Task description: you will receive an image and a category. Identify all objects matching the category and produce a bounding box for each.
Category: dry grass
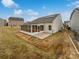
[16,30,64,51]
[0,26,78,59]
[0,26,43,59]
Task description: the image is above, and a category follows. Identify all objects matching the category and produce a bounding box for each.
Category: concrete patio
[20,30,51,39]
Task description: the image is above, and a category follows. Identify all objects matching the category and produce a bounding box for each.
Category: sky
[0,0,79,22]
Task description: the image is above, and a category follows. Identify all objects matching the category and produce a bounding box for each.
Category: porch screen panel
[26,25,31,32]
[21,25,31,32]
[32,25,37,32]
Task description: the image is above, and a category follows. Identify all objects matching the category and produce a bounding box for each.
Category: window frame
[48,25,52,30]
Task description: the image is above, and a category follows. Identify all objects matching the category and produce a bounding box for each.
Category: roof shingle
[24,14,60,25]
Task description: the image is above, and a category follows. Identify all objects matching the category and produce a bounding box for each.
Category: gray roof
[8,17,24,21]
[24,14,60,25]
[70,7,79,20]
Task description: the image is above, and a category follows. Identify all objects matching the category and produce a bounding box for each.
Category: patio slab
[20,30,51,39]
[33,32,51,39]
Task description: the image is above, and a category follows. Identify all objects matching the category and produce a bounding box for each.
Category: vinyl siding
[52,15,63,33]
[70,10,79,31]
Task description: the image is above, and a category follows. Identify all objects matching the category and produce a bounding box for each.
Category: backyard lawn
[0,26,78,59]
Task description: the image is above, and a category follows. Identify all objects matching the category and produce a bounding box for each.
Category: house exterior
[8,17,24,26]
[64,21,70,27]
[21,14,63,35]
[70,8,79,31]
[0,18,7,26]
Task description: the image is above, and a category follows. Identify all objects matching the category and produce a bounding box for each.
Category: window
[48,25,52,30]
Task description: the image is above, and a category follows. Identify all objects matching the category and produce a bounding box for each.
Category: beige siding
[52,15,63,33]
[70,11,79,31]
[44,23,53,33]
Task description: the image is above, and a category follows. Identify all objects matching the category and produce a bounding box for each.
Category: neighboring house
[64,21,70,27]
[0,18,7,26]
[21,14,63,35]
[70,8,79,31]
[8,17,24,26]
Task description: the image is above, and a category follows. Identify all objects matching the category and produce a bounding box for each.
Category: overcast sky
[0,0,79,22]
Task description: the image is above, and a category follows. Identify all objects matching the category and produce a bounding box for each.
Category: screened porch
[21,25,44,33]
